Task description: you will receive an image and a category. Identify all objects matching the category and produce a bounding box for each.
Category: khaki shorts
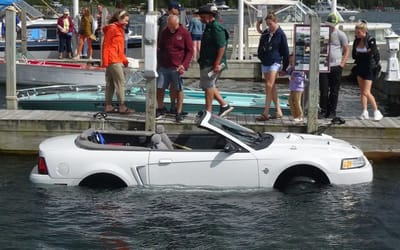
[199,66,221,90]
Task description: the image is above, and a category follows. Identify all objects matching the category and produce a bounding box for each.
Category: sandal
[270,113,283,119]
[119,107,135,114]
[255,113,270,121]
[105,108,118,113]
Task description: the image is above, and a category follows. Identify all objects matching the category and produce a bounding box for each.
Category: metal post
[307,14,320,134]
[238,0,244,60]
[143,12,158,132]
[20,10,27,58]
[5,7,17,110]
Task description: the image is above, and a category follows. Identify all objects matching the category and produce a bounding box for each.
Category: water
[1,153,400,249]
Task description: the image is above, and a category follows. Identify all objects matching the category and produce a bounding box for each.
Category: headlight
[341,157,366,169]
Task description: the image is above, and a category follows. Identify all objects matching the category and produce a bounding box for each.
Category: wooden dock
[0,109,399,157]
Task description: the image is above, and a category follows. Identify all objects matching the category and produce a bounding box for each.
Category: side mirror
[224,142,238,153]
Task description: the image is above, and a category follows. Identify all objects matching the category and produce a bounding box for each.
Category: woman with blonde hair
[352,21,383,121]
[255,12,289,121]
[75,7,95,60]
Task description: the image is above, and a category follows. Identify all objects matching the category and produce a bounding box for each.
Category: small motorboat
[17,78,290,115]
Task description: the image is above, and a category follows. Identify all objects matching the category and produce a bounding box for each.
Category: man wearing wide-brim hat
[318,12,349,119]
[195,4,234,117]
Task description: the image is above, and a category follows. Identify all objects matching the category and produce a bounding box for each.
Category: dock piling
[5,7,17,110]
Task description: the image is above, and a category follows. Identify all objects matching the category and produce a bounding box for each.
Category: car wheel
[274,165,330,192]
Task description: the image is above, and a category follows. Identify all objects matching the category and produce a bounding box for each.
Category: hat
[326,12,339,25]
[195,4,218,15]
[63,8,70,14]
[168,2,181,11]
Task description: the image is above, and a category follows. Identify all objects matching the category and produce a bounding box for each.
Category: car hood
[266,132,361,153]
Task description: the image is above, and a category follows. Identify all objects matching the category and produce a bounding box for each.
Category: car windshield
[208,115,261,147]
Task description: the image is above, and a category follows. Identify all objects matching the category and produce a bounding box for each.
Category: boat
[0,55,139,86]
[312,0,359,20]
[0,57,106,86]
[0,18,142,59]
[214,0,230,10]
[16,82,290,115]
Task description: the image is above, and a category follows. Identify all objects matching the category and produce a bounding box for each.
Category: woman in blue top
[188,12,205,62]
[256,12,289,121]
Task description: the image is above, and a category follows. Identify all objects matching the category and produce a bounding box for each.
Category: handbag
[89,34,97,41]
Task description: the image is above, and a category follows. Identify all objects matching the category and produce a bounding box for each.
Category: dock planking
[0,109,399,155]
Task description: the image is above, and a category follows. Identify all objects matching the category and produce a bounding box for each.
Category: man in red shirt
[157,14,193,122]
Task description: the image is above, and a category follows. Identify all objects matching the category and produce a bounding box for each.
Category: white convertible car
[30,111,373,190]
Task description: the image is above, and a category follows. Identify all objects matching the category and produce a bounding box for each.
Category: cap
[168,2,181,11]
[326,12,339,25]
[63,8,70,14]
[195,4,218,16]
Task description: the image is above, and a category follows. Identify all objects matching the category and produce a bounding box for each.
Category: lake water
[1,154,400,249]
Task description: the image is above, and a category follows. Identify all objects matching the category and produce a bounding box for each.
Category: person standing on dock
[319,12,350,119]
[75,7,95,60]
[352,21,383,121]
[102,10,134,114]
[255,12,289,121]
[156,14,193,123]
[196,4,233,117]
[287,54,305,123]
[57,8,74,59]
[188,12,205,62]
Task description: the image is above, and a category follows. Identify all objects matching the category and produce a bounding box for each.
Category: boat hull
[17,87,290,115]
[0,60,106,86]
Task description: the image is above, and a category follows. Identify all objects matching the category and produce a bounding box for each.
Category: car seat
[156,125,174,149]
[151,134,168,149]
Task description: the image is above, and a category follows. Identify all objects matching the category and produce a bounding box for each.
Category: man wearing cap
[57,8,74,59]
[319,12,349,119]
[158,2,180,40]
[196,4,234,117]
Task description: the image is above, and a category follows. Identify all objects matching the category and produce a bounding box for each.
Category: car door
[147,147,259,187]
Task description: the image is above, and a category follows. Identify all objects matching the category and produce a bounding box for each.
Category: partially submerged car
[30,111,373,190]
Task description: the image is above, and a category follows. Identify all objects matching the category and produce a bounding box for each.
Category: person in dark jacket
[352,21,383,121]
[256,12,289,121]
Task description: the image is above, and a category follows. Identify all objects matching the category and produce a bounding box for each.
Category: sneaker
[325,111,336,119]
[156,108,166,120]
[373,110,383,121]
[358,110,369,120]
[218,105,234,117]
[175,113,183,123]
[318,111,326,119]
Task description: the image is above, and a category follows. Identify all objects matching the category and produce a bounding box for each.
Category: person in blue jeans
[57,8,74,59]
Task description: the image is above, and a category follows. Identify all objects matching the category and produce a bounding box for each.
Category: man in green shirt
[196,5,233,117]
